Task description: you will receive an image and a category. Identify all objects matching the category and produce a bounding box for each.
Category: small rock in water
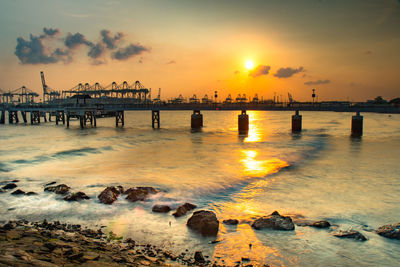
[125,187,158,202]
[223,219,239,225]
[173,202,197,217]
[251,211,295,231]
[11,180,19,183]
[11,189,25,195]
[2,183,17,190]
[152,204,171,213]
[333,230,367,241]
[63,192,90,201]
[25,192,38,196]
[311,221,331,228]
[194,251,205,263]
[187,210,219,236]
[45,181,57,186]
[376,223,400,239]
[44,184,70,195]
[98,186,121,204]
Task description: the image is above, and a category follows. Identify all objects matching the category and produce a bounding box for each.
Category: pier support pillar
[48,112,52,122]
[30,111,40,124]
[351,111,363,137]
[55,111,65,125]
[152,110,160,128]
[21,111,27,123]
[115,111,124,127]
[292,110,302,132]
[66,112,70,128]
[238,110,249,134]
[41,112,47,123]
[191,110,203,129]
[0,110,5,124]
[9,111,19,124]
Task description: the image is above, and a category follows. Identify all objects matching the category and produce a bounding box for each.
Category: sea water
[1,110,399,266]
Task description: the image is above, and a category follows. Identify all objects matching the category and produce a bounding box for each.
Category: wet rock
[376,223,400,239]
[223,219,239,225]
[45,181,57,186]
[125,189,148,202]
[44,184,70,195]
[187,210,219,236]
[333,230,367,241]
[63,192,90,201]
[136,186,158,194]
[11,189,25,195]
[251,211,295,231]
[2,183,17,190]
[26,192,38,196]
[11,179,19,183]
[116,185,124,194]
[311,221,331,228]
[173,203,197,217]
[152,204,171,213]
[98,186,121,204]
[194,251,205,263]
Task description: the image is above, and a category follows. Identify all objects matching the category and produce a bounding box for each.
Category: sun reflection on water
[241,150,289,177]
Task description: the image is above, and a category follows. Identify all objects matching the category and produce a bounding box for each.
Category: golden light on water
[240,150,289,177]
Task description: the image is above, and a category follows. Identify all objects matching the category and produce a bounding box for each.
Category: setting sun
[245,60,255,70]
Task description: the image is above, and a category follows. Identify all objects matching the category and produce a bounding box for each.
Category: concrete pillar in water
[115,111,124,127]
[351,111,363,137]
[191,110,203,129]
[238,110,249,134]
[152,110,160,128]
[21,111,27,123]
[292,110,302,132]
[0,110,5,124]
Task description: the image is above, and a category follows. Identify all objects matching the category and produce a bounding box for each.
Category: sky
[0,0,399,102]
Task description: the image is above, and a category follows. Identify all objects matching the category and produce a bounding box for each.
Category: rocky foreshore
[0,220,215,266]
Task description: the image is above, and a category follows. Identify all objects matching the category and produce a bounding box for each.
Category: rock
[152,204,171,213]
[311,221,331,228]
[64,192,90,201]
[223,219,239,225]
[136,187,158,194]
[98,186,121,204]
[376,223,400,239]
[194,251,205,263]
[125,189,149,202]
[45,181,57,186]
[44,184,70,195]
[11,179,19,183]
[173,203,197,217]
[333,230,367,241]
[11,189,25,195]
[26,192,38,196]
[116,185,124,194]
[251,211,295,231]
[2,183,17,190]
[187,210,219,236]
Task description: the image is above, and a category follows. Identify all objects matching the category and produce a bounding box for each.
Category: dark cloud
[88,43,106,59]
[273,66,304,78]
[249,65,271,77]
[112,44,149,60]
[42,27,60,37]
[166,60,176,64]
[64,32,92,49]
[15,35,61,64]
[304,79,330,85]
[101,29,124,49]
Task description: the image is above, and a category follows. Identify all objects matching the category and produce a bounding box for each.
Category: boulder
[44,184,70,195]
[251,211,295,231]
[333,230,367,241]
[26,192,38,196]
[11,189,25,195]
[2,183,17,190]
[64,192,90,201]
[187,210,219,236]
[376,223,400,239]
[173,203,197,217]
[45,181,57,186]
[194,251,205,263]
[311,221,331,228]
[223,219,239,225]
[125,187,158,202]
[152,204,171,213]
[98,187,121,204]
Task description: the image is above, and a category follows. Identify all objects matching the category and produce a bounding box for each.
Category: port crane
[41,71,60,103]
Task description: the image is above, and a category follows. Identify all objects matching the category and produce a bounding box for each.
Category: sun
[245,60,255,70]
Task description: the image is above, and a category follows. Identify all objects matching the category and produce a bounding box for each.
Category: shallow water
[1,110,400,266]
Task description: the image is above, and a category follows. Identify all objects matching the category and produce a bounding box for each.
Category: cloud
[304,79,330,85]
[249,65,271,77]
[112,44,149,60]
[15,28,150,65]
[64,32,92,49]
[273,66,304,78]
[101,29,124,49]
[166,60,176,64]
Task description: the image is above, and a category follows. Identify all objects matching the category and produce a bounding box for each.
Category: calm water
[1,111,400,266]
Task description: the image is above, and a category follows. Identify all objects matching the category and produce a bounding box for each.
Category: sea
[1,110,399,266]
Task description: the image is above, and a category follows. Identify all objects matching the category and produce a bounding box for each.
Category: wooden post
[292,110,302,132]
[191,110,203,129]
[351,111,363,137]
